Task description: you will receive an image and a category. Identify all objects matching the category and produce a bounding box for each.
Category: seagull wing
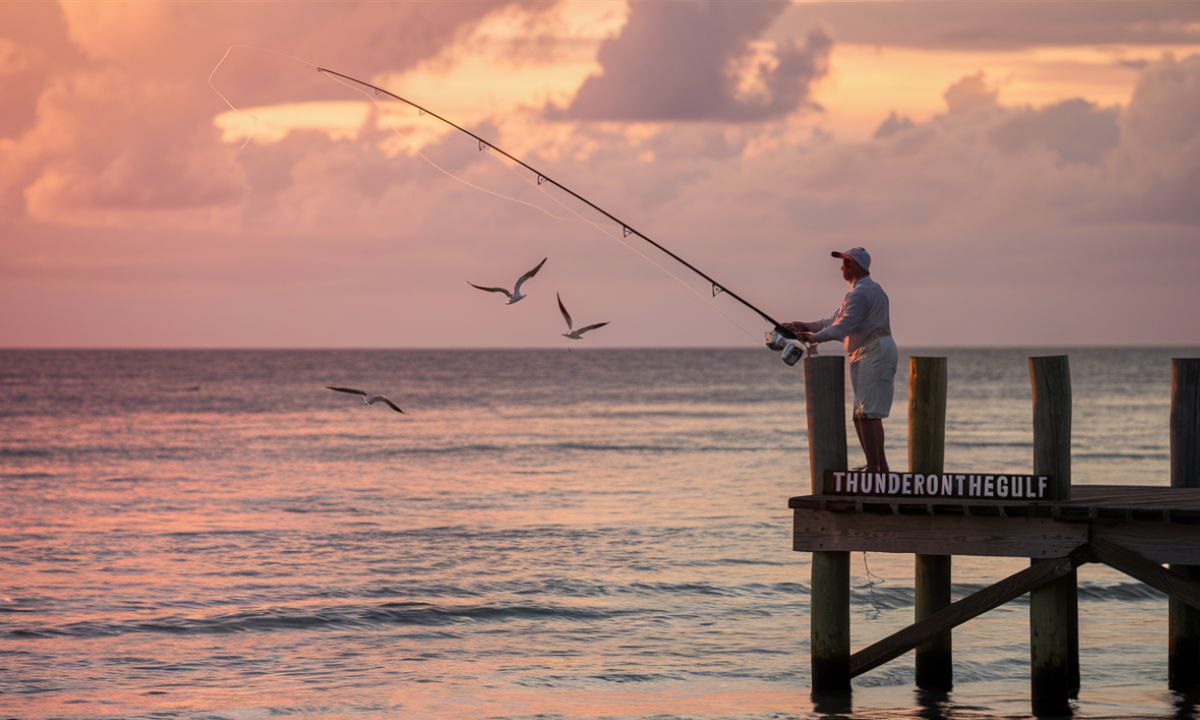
[557,292,573,331]
[376,396,405,414]
[468,281,513,300]
[327,386,367,396]
[575,321,610,336]
[512,257,547,295]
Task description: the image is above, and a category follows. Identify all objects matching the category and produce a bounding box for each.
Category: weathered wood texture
[793,509,1088,557]
[1028,355,1077,712]
[1091,538,1200,613]
[811,551,850,693]
[792,508,1200,564]
[908,357,952,691]
[1030,356,1072,499]
[1171,358,1200,691]
[909,357,947,474]
[1173,358,1200,490]
[806,356,847,495]
[805,356,850,694]
[850,546,1089,679]
[789,484,1200,519]
[1170,566,1200,692]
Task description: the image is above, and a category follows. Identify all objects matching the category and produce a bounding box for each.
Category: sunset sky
[2,1,1198,348]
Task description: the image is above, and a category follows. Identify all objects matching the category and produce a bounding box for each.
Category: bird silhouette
[326,386,405,413]
[557,292,609,340]
[468,257,547,305]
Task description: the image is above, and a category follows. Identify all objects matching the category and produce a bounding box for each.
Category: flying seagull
[468,257,547,305]
[326,386,405,413]
[557,292,609,340]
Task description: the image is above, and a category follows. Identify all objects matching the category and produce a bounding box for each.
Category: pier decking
[791,485,1200,563]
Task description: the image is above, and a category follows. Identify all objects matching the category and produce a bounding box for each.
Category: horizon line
[2,344,1198,352]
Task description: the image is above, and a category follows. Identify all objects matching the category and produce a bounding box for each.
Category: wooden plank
[1091,538,1200,613]
[1070,486,1200,507]
[1092,520,1200,565]
[791,485,1200,515]
[849,545,1090,678]
[789,495,1059,514]
[792,509,1088,558]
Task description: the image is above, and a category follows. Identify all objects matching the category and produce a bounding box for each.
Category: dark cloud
[1113,53,1200,223]
[990,99,1119,165]
[552,1,831,122]
[872,112,915,140]
[943,72,999,115]
[1124,53,1200,149]
[783,54,1200,233]
[208,3,526,107]
[773,1,1200,50]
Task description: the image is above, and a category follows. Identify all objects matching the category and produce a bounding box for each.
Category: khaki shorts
[849,335,898,419]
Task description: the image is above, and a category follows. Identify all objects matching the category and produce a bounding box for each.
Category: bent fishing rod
[316,66,799,344]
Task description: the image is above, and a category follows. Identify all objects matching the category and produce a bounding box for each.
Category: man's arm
[783,314,834,335]
[808,291,866,343]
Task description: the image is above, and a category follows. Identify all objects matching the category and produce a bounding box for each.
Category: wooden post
[1170,358,1200,691]
[805,355,850,695]
[1028,355,1077,715]
[909,357,951,691]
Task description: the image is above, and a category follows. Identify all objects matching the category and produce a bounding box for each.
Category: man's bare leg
[859,417,888,473]
[852,415,867,468]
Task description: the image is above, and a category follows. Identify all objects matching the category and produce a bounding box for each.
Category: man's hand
[781,321,809,334]
[799,331,816,343]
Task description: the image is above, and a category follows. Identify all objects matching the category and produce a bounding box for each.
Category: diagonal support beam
[1091,537,1200,613]
[849,544,1092,678]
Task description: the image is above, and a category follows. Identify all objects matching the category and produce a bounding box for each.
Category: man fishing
[784,247,897,473]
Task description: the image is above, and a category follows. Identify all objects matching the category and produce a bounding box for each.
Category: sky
[2,0,1199,349]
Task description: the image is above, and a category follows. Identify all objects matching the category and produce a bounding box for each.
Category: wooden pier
[791,355,1200,716]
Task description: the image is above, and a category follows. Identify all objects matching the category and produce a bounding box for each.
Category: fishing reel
[765,328,808,366]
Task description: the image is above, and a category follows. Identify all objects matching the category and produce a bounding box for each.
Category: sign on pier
[821,470,1061,501]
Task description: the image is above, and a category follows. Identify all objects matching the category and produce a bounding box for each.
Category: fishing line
[315,65,796,340]
[858,551,887,620]
[485,139,765,343]
[213,49,694,330]
[211,46,595,225]
[318,69,764,343]
[208,45,321,150]
[210,48,793,346]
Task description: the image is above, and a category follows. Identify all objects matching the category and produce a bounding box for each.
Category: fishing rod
[315,66,804,360]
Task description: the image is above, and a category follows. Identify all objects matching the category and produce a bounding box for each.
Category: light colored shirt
[807,275,892,363]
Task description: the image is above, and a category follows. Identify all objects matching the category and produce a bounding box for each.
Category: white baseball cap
[831,247,871,272]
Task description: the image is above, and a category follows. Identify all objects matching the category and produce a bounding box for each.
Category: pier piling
[910,357,952,692]
[805,355,850,694]
[1170,358,1200,692]
[1028,355,1077,715]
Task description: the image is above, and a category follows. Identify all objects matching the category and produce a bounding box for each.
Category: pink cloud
[990,99,1119,165]
[775,1,1200,50]
[1,2,533,223]
[943,71,999,115]
[553,1,831,122]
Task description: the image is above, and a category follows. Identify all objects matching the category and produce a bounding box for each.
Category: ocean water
[1,347,1197,720]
